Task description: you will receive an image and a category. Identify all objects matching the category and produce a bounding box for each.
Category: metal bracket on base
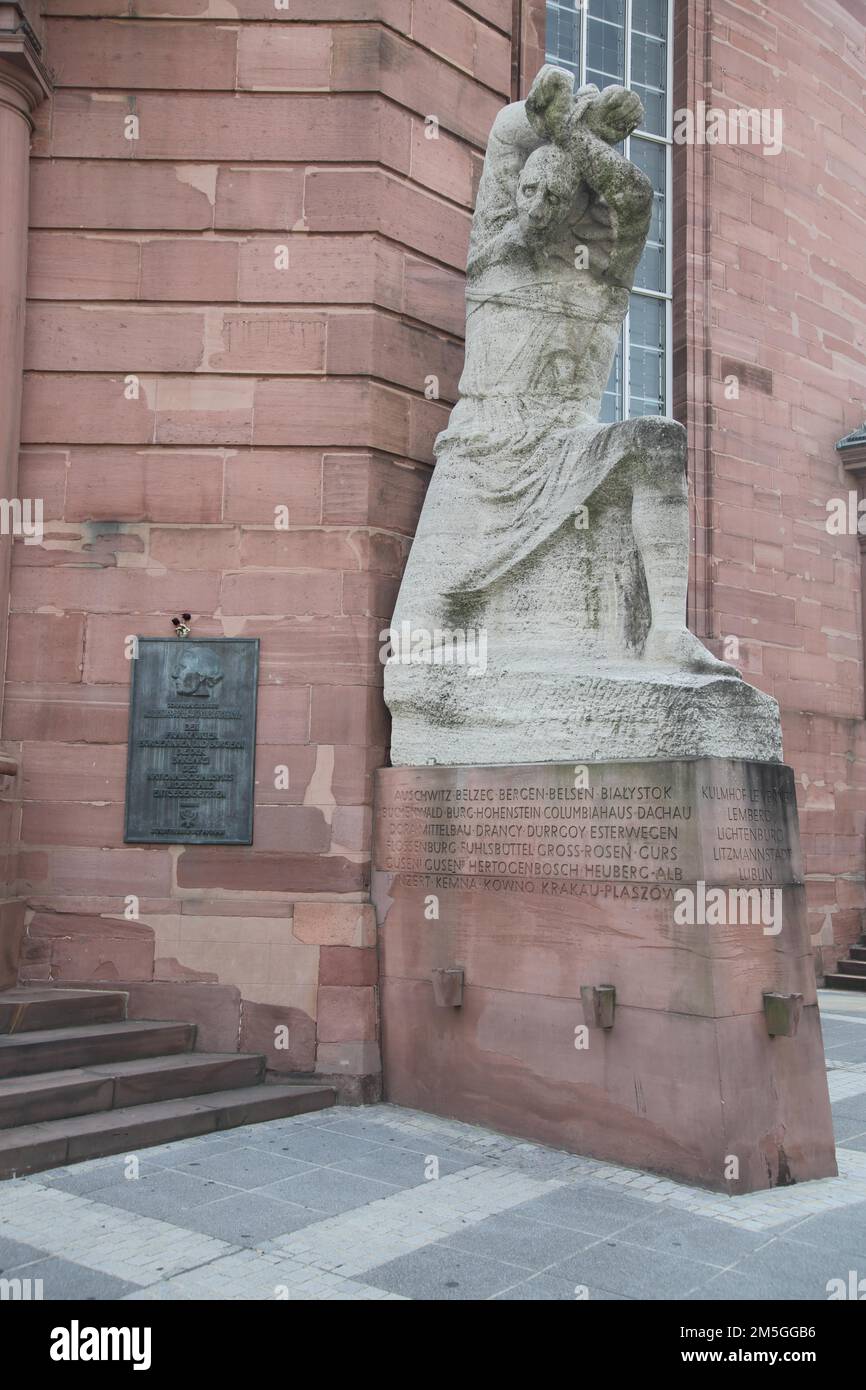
[581,984,616,1029]
[763,991,803,1037]
[431,967,464,1007]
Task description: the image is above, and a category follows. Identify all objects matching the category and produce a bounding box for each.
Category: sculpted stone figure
[385,66,782,765]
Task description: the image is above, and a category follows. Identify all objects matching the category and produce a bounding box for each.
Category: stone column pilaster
[0,5,49,977]
[0,8,49,711]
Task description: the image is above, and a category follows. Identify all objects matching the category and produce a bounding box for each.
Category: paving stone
[825,1042,866,1064]
[1,1073,863,1301]
[144,1134,249,1162]
[492,1272,631,1300]
[327,1143,472,1187]
[703,1239,858,1301]
[4,1255,138,1301]
[440,1211,596,1270]
[551,1240,718,1300]
[311,1116,444,1152]
[172,1192,322,1247]
[0,1235,47,1272]
[690,1269,801,1301]
[483,1147,593,1181]
[168,1146,315,1190]
[362,1242,526,1300]
[263,1166,400,1215]
[44,1153,168,1194]
[0,1181,234,1285]
[821,1021,859,1036]
[77,1169,235,1219]
[611,1207,768,1267]
[508,1183,657,1236]
[243,1126,394,1167]
[831,1094,866,1121]
[776,1200,866,1255]
[833,1114,866,1143]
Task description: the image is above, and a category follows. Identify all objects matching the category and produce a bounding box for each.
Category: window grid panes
[545,0,672,420]
[545,1,581,77]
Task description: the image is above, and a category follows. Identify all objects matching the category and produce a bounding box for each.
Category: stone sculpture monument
[386,66,780,766]
[373,68,836,1194]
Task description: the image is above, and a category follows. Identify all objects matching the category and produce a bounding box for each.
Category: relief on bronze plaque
[124,638,259,845]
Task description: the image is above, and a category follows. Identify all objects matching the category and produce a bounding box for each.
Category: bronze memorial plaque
[124,637,259,845]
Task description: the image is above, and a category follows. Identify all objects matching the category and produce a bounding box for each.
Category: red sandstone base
[0,900,24,991]
[372,759,837,1194]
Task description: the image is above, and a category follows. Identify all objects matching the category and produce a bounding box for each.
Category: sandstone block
[317,985,377,1042]
[292,902,376,948]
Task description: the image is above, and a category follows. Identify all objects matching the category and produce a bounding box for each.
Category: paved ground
[1,991,865,1301]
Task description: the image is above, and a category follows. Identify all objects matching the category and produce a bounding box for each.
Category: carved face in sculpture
[516,146,575,237]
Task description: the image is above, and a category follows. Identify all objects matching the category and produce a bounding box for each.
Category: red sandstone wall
[0,1,50,982]
[8,0,863,1052]
[10,0,512,1092]
[695,0,866,970]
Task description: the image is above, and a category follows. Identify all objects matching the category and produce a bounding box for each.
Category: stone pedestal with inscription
[372,757,836,1194]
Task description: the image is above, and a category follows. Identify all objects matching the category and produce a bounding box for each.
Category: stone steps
[0,1020,197,1079]
[0,1085,335,1179]
[824,935,866,991]
[0,988,335,1179]
[0,1052,266,1128]
[823,971,866,992]
[0,988,128,1034]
